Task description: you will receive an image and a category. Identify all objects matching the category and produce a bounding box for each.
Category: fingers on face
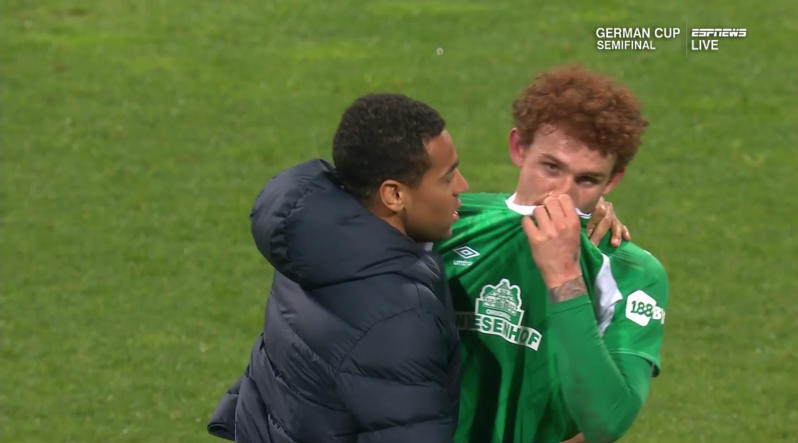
[539,195,581,236]
[557,194,577,219]
[593,199,608,216]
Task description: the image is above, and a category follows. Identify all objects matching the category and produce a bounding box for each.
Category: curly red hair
[512,65,649,173]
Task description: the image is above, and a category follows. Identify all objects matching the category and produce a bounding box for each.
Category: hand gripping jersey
[433,193,669,443]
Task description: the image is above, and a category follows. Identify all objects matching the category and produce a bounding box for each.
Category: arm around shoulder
[335,307,458,443]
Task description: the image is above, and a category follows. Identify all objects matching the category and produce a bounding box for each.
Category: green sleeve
[601,255,670,377]
[550,296,654,443]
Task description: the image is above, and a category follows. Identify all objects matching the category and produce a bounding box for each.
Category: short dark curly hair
[512,65,649,174]
[332,93,446,202]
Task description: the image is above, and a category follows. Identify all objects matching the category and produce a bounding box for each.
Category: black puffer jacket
[207,159,461,443]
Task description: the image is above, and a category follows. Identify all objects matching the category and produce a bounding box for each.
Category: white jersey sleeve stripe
[594,253,623,336]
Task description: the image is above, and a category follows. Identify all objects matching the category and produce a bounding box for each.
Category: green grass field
[2,0,797,441]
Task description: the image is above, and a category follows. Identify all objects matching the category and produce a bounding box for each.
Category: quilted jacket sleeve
[207,375,242,441]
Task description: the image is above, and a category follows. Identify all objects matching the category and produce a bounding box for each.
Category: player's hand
[521,194,583,289]
[586,196,631,247]
[560,433,585,443]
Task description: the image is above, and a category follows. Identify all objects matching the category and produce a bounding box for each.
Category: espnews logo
[691,28,747,38]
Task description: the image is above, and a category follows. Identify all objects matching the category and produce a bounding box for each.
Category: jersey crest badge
[476,278,524,325]
[453,278,543,351]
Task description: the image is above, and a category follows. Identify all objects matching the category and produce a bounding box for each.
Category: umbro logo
[453,246,480,260]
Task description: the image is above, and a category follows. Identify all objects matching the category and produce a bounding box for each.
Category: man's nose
[455,170,469,194]
[552,176,576,197]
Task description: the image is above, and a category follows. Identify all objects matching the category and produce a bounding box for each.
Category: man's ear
[377,179,408,213]
[509,128,527,168]
[603,168,626,195]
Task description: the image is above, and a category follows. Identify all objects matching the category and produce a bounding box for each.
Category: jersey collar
[505,193,592,219]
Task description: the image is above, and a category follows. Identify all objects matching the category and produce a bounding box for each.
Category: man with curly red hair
[432,65,669,443]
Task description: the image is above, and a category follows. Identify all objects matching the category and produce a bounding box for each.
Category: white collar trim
[505,193,591,219]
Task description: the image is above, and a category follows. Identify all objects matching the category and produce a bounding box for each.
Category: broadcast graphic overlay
[596,25,747,56]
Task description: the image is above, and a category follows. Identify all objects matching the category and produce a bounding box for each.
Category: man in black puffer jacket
[208,93,469,443]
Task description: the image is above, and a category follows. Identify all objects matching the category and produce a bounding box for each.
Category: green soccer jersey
[433,192,669,443]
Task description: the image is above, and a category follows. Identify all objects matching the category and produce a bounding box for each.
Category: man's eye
[544,163,558,171]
